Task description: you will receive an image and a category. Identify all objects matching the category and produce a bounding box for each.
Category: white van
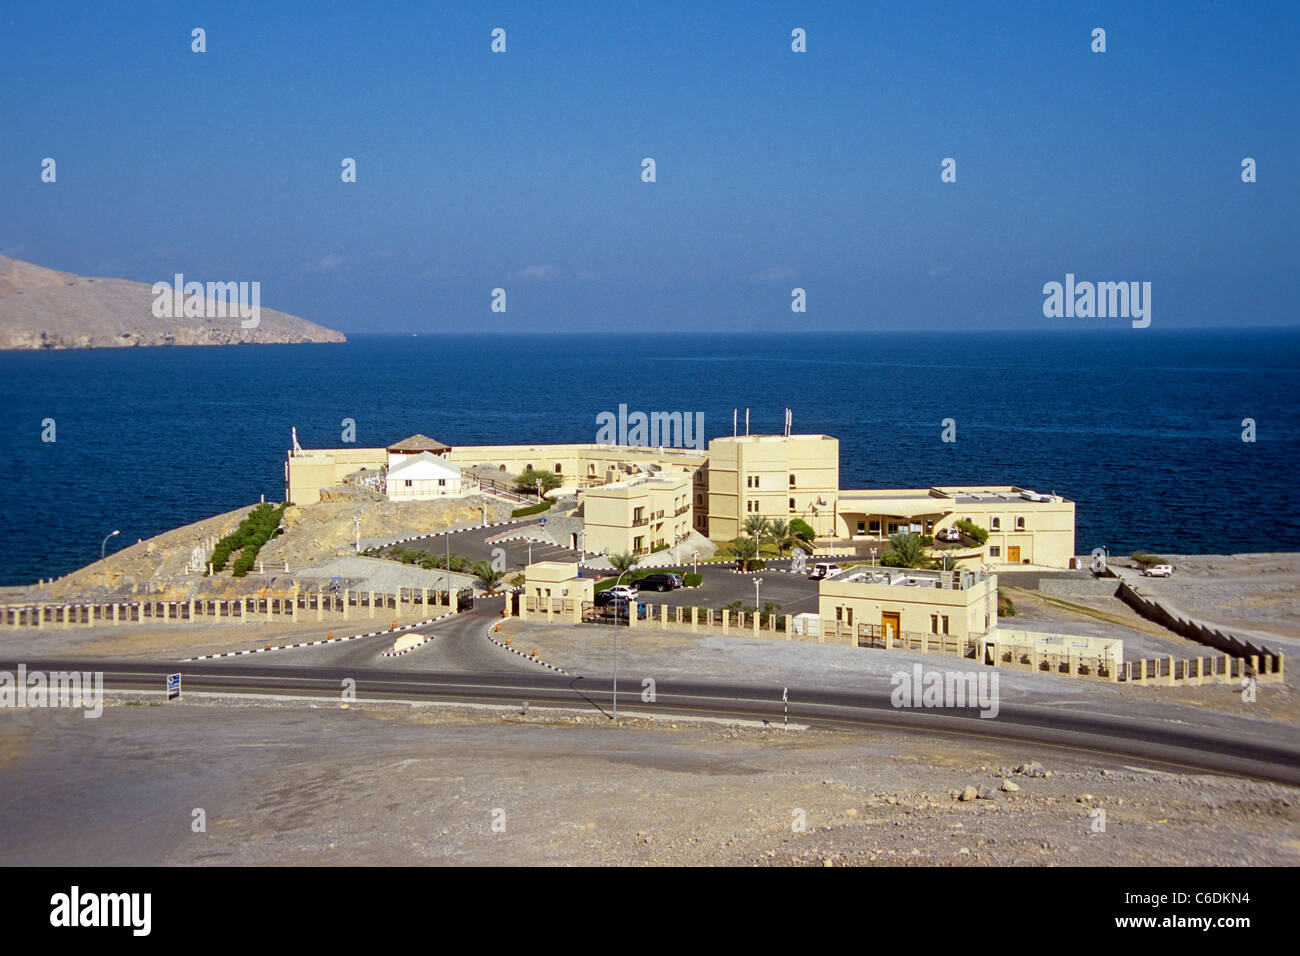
[809,562,841,580]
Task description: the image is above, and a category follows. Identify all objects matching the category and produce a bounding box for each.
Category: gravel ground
[0,696,1294,866]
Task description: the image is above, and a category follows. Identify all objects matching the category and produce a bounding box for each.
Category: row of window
[745,475,801,489]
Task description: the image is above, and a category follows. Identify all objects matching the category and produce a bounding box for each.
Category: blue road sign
[166,673,181,701]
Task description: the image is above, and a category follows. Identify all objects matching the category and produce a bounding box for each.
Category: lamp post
[754,577,763,625]
[612,566,633,722]
[870,547,877,567]
[100,530,120,588]
[353,516,361,553]
[692,550,699,577]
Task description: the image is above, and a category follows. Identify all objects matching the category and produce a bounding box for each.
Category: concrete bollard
[660,604,667,630]
[112,604,118,624]
[369,591,375,619]
[722,610,729,633]
[691,606,698,632]
[189,600,195,623]
[342,591,350,620]
[241,598,247,624]
[784,614,792,640]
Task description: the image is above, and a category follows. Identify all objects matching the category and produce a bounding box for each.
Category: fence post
[784,614,792,640]
[241,598,247,624]
[342,591,350,620]
[691,606,699,632]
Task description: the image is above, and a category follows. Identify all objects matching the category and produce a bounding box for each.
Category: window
[696,494,703,505]
[990,516,1001,530]
[930,614,939,634]
[857,521,865,534]
[989,546,1000,558]
[404,479,412,487]
[789,474,796,487]
[887,522,899,534]
[438,479,446,486]
[1015,515,1026,530]
[634,536,644,552]
[941,615,949,634]
[924,520,933,533]
[789,498,795,510]
[869,520,880,534]
[554,463,562,474]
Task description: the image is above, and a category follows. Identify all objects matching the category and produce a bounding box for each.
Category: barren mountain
[0,255,346,350]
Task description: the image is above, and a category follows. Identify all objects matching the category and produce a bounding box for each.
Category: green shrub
[997,588,1016,617]
[683,572,703,587]
[207,502,286,576]
[511,501,553,518]
[1131,551,1166,568]
[789,518,816,542]
[954,518,989,545]
[651,543,669,553]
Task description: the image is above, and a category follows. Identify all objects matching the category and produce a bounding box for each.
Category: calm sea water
[1,329,1297,586]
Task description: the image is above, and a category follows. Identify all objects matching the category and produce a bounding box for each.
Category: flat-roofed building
[580,472,692,558]
[520,561,593,623]
[836,486,1075,569]
[706,434,840,541]
[819,566,998,645]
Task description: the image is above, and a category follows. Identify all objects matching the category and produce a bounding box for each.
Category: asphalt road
[390,522,584,572]
[7,654,1299,786]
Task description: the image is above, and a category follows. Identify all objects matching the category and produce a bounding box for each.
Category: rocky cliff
[0,255,347,350]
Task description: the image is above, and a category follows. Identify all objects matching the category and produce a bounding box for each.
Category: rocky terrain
[0,254,345,349]
[1,697,1294,866]
[17,494,511,601]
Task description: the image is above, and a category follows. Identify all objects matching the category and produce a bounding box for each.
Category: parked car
[593,590,616,607]
[603,597,648,620]
[638,573,682,592]
[936,527,961,542]
[809,562,841,580]
[1141,564,1174,577]
[608,583,640,600]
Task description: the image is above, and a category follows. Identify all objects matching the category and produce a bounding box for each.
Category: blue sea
[1,329,1297,587]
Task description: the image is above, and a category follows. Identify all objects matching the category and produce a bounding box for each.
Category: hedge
[511,501,553,518]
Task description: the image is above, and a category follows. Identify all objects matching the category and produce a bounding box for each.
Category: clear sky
[2,1,1295,333]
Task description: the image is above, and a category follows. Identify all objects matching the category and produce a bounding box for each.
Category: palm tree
[888,531,930,569]
[608,551,640,576]
[767,519,794,557]
[472,560,506,595]
[732,535,758,572]
[743,515,770,554]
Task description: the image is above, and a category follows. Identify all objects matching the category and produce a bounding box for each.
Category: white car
[1141,565,1173,577]
[809,562,841,580]
[937,527,961,542]
[608,584,640,600]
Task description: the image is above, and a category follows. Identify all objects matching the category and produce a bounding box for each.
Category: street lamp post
[100,530,120,588]
[870,547,877,567]
[612,566,633,722]
[754,577,763,625]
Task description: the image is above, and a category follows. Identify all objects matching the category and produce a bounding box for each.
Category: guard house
[520,561,592,623]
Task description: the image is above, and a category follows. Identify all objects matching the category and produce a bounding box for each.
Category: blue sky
[2,1,1296,333]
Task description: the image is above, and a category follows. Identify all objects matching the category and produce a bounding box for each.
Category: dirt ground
[0,696,1294,866]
